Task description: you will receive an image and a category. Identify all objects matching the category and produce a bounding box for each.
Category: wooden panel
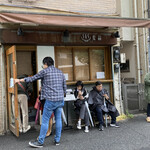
[66,80,113,85]
[6,45,19,137]
[2,29,117,46]
[16,46,36,51]
[8,88,14,94]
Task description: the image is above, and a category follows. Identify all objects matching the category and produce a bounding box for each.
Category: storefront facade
[0,19,123,135]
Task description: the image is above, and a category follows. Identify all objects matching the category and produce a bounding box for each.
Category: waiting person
[88,81,120,131]
[12,74,33,133]
[74,81,90,133]
[14,57,67,148]
[144,72,150,122]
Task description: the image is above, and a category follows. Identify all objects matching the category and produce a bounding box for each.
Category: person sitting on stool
[88,81,120,131]
[74,81,90,133]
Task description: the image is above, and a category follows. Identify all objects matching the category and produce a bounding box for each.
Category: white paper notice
[64,94,76,101]
[96,72,105,79]
[64,73,69,80]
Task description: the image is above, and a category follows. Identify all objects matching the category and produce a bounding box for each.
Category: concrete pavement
[0,114,150,150]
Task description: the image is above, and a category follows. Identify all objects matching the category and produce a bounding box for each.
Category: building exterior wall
[0,45,7,135]
[120,41,137,79]
[0,0,117,15]
[0,0,125,135]
[118,0,149,84]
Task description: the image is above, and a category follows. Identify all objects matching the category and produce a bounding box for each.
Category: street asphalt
[1,114,150,150]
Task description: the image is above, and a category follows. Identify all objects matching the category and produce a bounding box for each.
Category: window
[74,48,89,81]
[56,47,73,81]
[55,47,111,82]
[90,48,105,80]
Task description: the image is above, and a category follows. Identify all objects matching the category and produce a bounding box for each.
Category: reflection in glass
[9,54,13,78]
[57,48,73,81]
[90,49,105,80]
[9,54,14,88]
[10,94,15,126]
[74,50,89,81]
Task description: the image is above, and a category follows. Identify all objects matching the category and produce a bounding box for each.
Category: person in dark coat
[88,81,120,131]
[74,81,90,133]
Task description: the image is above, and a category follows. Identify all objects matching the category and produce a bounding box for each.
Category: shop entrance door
[6,45,19,137]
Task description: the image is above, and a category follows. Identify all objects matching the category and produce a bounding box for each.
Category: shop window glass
[90,49,105,80]
[56,48,73,81]
[74,49,89,81]
[55,47,109,82]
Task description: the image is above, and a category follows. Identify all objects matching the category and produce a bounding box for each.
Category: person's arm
[15,70,45,83]
[83,88,87,97]
[74,89,78,98]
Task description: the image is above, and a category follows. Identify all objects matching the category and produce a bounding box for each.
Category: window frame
[55,46,112,83]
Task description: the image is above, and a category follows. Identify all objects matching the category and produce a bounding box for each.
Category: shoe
[77,120,81,129]
[84,126,89,133]
[29,140,43,148]
[146,117,150,122]
[110,123,120,128]
[99,124,104,131]
[54,141,60,146]
[23,125,31,133]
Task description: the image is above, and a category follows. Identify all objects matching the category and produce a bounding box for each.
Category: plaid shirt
[24,66,67,101]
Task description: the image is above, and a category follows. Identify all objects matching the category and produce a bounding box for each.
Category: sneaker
[84,126,89,133]
[99,124,104,131]
[23,125,31,133]
[54,141,60,146]
[29,140,43,148]
[77,120,81,129]
[110,123,120,128]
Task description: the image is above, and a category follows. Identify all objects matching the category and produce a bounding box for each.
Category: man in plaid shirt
[15,57,66,148]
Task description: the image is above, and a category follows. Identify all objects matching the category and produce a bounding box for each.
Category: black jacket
[17,75,33,96]
[74,87,87,108]
[88,87,119,117]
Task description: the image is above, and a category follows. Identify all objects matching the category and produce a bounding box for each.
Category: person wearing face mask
[88,81,120,131]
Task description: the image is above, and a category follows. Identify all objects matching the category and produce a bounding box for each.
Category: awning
[1,12,150,28]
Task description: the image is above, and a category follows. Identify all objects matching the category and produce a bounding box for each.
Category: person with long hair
[74,81,90,133]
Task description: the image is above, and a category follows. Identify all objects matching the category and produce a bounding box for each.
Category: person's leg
[84,108,90,126]
[95,106,104,125]
[79,104,86,119]
[108,111,116,124]
[77,104,87,129]
[17,95,22,132]
[147,103,150,117]
[109,111,120,127]
[20,94,29,132]
[38,106,53,144]
[46,117,53,136]
[54,107,63,143]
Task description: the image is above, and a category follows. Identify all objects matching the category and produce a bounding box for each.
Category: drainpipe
[141,0,147,74]
[0,45,5,134]
[148,0,150,72]
[134,0,141,83]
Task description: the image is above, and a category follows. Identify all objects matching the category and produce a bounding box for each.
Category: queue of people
[14,56,120,148]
